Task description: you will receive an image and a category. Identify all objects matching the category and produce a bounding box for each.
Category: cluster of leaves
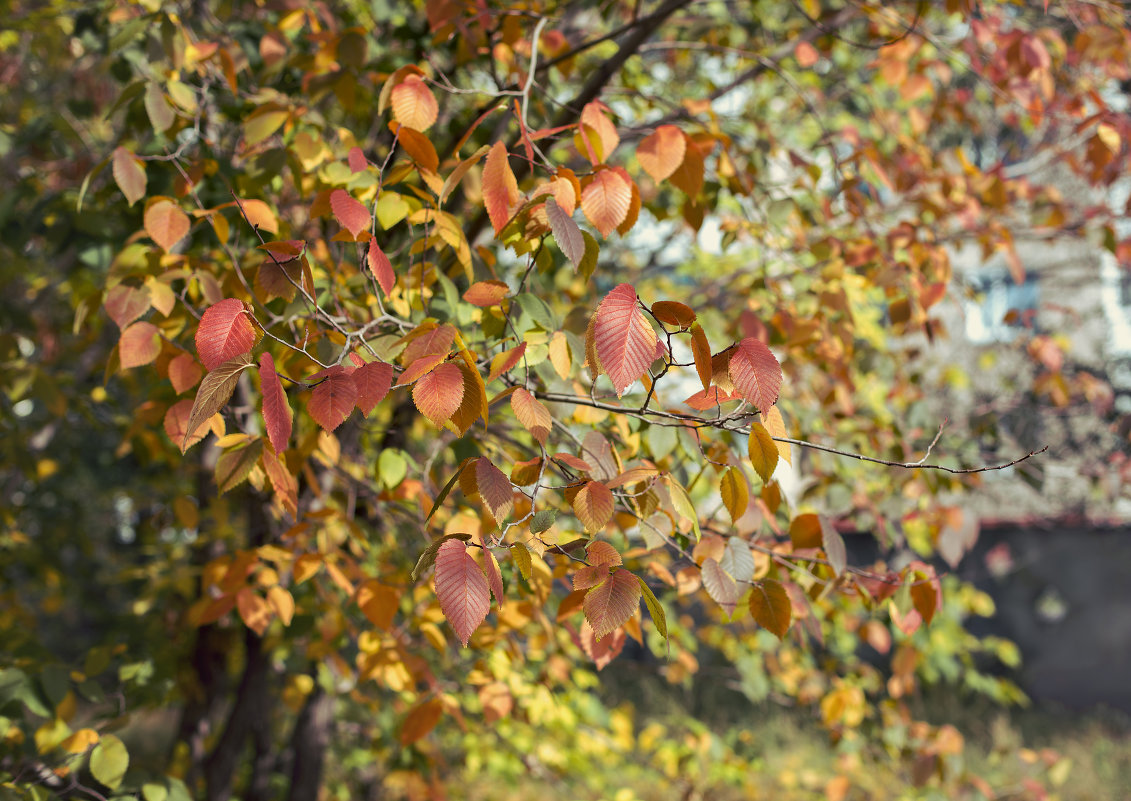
[2,0,1130,799]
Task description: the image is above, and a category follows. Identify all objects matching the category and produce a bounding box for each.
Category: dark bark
[286,687,334,801]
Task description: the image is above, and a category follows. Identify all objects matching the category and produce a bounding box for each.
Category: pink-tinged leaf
[586,540,622,567]
[592,283,657,396]
[584,569,641,640]
[728,337,782,413]
[119,322,161,370]
[184,355,253,450]
[309,367,357,431]
[330,189,371,240]
[144,198,190,252]
[637,125,686,183]
[398,353,446,387]
[353,360,393,416]
[367,239,395,296]
[104,283,151,330]
[545,196,585,268]
[483,141,520,234]
[483,548,505,608]
[579,101,620,162]
[574,481,615,533]
[391,74,439,132]
[510,388,552,445]
[348,146,368,173]
[412,363,464,426]
[821,516,847,578]
[262,447,298,516]
[463,280,510,308]
[476,457,514,524]
[486,342,527,383]
[434,539,491,646]
[573,565,610,591]
[112,147,147,206]
[749,580,791,639]
[701,557,740,618]
[402,324,456,364]
[164,399,210,451]
[553,453,592,473]
[581,168,632,238]
[258,352,291,452]
[889,601,922,636]
[168,352,202,394]
[579,618,625,670]
[195,298,258,371]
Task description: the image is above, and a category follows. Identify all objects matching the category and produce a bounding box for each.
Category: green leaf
[378,449,408,490]
[578,231,600,283]
[529,509,557,534]
[90,734,129,790]
[0,668,51,718]
[636,576,668,641]
[515,292,556,331]
[142,783,168,801]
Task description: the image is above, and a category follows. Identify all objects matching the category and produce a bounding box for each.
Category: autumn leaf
[762,406,792,465]
[701,557,739,618]
[400,697,444,745]
[164,399,209,451]
[434,539,490,646]
[637,125,686,183]
[104,283,151,330]
[583,568,641,640]
[592,283,657,396]
[748,421,778,483]
[367,238,395,296]
[650,301,696,328]
[168,352,202,394]
[309,367,357,431]
[184,354,253,450]
[144,198,190,252]
[545,196,585,269]
[720,467,749,524]
[750,580,791,639]
[728,337,782,413]
[476,457,514,524]
[486,342,527,383]
[330,189,370,239]
[511,388,552,445]
[573,480,614,533]
[258,352,291,453]
[580,101,620,162]
[483,141,520,234]
[196,299,258,371]
[112,147,146,206]
[119,322,161,370]
[462,280,510,308]
[581,168,632,238]
[412,362,464,426]
[353,360,393,416]
[391,74,438,131]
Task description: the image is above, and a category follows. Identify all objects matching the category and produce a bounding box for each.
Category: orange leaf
[389,122,439,173]
[164,398,209,451]
[728,337,782,413]
[511,388,552,445]
[637,125,686,183]
[749,580,791,639]
[104,283,151,330]
[434,539,490,646]
[592,283,657,396]
[579,618,626,670]
[144,198,190,252]
[391,74,438,131]
[584,569,641,640]
[330,189,370,239]
[258,352,291,452]
[462,280,510,307]
[236,587,272,636]
[367,239,395,296]
[586,540,622,567]
[356,580,399,629]
[119,321,161,370]
[476,457,514,524]
[668,133,705,196]
[690,323,712,392]
[573,481,614,533]
[650,300,696,328]
[309,367,357,431]
[581,168,632,238]
[400,697,444,745]
[483,141,520,234]
[168,352,202,394]
[412,362,464,426]
[486,341,527,383]
[196,298,258,371]
[580,101,620,162]
[762,406,792,465]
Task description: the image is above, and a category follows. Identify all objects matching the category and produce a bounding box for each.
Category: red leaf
[476,457,514,524]
[434,539,491,646]
[637,125,686,183]
[353,360,393,416]
[728,337,782,413]
[391,74,439,132]
[583,569,641,640]
[330,189,371,240]
[592,284,657,396]
[483,141,520,234]
[510,388,552,445]
[398,353,446,387]
[573,481,614,533]
[483,548,505,609]
[579,618,625,670]
[309,367,357,431]
[348,146,368,173]
[367,239,395,296]
[104,283,151,330]
[196,299,258,371]
[486,341,527,383]
[586,540,622,567]
[258,352,291,452]
[581,168,632,238]
[402,324,456,364]
[462,280,510,308]
[412,363,464,426]
[119,321,161,370]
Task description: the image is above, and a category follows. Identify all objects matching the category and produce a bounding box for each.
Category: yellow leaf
[747,422,778,483]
